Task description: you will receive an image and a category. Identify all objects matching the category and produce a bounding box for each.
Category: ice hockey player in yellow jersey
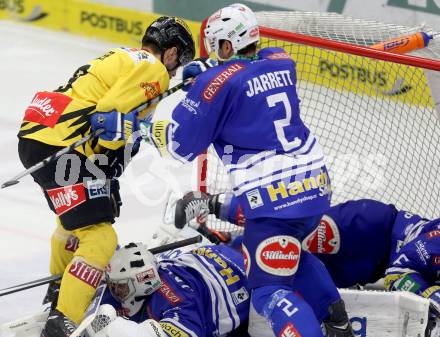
[16,16,195,337]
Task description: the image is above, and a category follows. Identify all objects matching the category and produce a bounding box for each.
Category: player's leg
[243,216,324,337]
[293,252,353,336]
[42,218,79,308]
[18,138,119,336]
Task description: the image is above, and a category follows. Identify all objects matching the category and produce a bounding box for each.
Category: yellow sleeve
[93,48,170,114]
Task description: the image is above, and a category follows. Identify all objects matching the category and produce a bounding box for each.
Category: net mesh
[200,11,440,232]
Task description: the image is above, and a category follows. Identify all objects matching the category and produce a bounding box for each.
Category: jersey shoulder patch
[258,47,292,61]
[119,47,157,64]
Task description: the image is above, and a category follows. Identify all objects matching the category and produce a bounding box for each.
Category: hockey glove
[182,57,217,91]
[90,110,139,142]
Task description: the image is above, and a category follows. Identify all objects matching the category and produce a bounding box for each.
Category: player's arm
[90,49,169,149]
[384,237,440,313]
[146,77,225,163]
[174,191,244,228]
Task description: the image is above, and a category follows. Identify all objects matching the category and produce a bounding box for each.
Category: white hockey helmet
[105,243,161,305]
[204,3,259,59]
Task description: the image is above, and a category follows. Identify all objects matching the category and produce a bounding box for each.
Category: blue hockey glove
[90,110,139,142]
[182,58,217,91]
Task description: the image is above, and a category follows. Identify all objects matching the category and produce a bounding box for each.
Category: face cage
[106,275,136,303]
[203,35,218,59]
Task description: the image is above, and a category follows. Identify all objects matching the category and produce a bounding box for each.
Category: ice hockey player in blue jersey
[97,242,250,337]
[89,240,351,337]
[143,4,336,337]
[174,191,440,319]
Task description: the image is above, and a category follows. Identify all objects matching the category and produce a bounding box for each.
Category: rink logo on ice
[256,236,300,276]
[47,183,86,216]
[69,260,103,288]
[279,322,301,337]
[246,189,264,209]
[158,280,181,304]
[24,92,72,128]
[202,63,245,101]
[303,214,340,254]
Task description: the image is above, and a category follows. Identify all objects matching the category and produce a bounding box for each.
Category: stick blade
[1,180,19,189]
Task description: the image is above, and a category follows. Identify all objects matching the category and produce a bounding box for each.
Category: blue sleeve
[384,226,440,302]
[150,71,230,163]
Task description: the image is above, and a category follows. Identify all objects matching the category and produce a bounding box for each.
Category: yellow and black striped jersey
[18,47,170,156]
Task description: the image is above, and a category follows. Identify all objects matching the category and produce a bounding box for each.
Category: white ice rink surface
[0,21,196,325]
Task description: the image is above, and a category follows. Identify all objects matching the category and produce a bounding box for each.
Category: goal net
[197,11,440,232]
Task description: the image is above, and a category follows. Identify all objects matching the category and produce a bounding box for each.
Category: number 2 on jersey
[266,92,301,151]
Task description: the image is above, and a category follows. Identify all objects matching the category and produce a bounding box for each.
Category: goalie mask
[204,3,259,60]
[106,243,161,307]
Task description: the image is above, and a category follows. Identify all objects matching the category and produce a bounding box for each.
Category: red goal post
[197,11,440,232]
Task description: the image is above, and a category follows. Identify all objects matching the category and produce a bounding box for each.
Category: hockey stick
[1,128,105,189]
[1,77,193,189]
[0,235,202,297]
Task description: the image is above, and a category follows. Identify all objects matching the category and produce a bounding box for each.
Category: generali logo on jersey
[202,63,245,102]
[46,183,86,216]
[303,214,341,254]
[256,235,300,276]
[158,279,181,304]
[23,92,72,128]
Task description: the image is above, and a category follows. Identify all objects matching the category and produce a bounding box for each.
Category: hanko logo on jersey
[140,81,160,100]
[303,215,340,254]
[279,322,301,337]
[158,279,181,304]
[246,189,264,209]
[266,170,330,202]
[427,230,440,239]
[47,183,86,216]
[202,63,245,102]
[433,256,440,266]
[24,92,72,128]
[69,260,103,288]
[256,236,300,276]
[86,180,109,199]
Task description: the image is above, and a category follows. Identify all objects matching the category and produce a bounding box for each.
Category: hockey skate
[40,309,77,337]
[322,300,354,337]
